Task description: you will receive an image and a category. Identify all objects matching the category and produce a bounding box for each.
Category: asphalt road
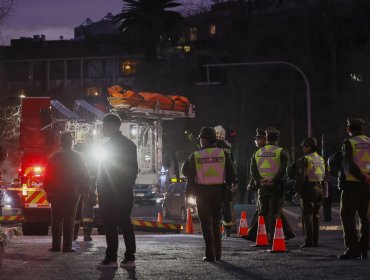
[1,204,369,279]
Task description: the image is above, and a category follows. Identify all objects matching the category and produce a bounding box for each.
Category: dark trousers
[74,194,95,238]
[340,186,369,253]
[259,192,284,241]
[51,196,79,250]
[100,197,136,261]
[221,188,234,227]
[249,202,295,238]
[196,186,224,260]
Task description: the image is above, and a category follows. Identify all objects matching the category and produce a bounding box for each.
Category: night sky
[0,0,209,45]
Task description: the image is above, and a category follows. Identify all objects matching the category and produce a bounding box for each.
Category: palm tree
[113,0,185,63]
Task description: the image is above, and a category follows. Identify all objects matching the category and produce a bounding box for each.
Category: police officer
[182,127,237,262]
[43,132,90,252]
[251,127,289,242]
[248,128,295,241]
[214,125,236,237]
[339,118,370,260]
[295,137,325,248]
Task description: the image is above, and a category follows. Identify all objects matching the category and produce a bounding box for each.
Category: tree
[0,0,14,24]
[113,0,185,63]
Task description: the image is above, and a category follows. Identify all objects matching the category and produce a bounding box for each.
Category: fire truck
[14,92,194,235]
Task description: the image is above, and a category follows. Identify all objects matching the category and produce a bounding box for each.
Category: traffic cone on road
[269,218,287,253]
[221,223,225,235]
[186,208,194,234]
[157,212,163,223]
[251,216,269,247]
[238,211,249,237]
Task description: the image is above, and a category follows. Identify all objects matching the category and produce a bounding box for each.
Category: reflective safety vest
[255,145,283,178]
[304,152,325,182]
[344,135,370,181]
[194,148,226,185]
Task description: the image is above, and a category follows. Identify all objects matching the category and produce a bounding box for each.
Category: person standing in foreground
[97,113,138,268]
[339,118,370,260]
[251,127,289,242]
[295,137,325,248]
[182,127,237,262]
[43,132,90,252]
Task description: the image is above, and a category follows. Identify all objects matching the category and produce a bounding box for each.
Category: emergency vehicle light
[34,166,42,173]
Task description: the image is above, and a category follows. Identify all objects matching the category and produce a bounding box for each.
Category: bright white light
[92,129,97,136]
[130,127,137,137]
[4,195,11,204]
[93,146,107,161]
[187,196,196,205]
[34,166,42,173]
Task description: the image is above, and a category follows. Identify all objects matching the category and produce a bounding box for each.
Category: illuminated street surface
[1,221,369,279]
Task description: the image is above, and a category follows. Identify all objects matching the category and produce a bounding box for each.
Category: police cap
[198,127,216,143]
[346,117,365,131]
[254,128,266,139]
[265,127,280,136]
[300,137,317,148]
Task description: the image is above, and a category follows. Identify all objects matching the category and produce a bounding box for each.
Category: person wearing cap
[338,117,370,260]
[295,137,326,248]
[251,127,289,242]
[246,129,295,242]
[214,125,236,237]
[182,127,237,262]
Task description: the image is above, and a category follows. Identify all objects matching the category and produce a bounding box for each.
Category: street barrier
[131,219,181,234]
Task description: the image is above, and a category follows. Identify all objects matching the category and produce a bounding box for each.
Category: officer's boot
[83,228,92,242]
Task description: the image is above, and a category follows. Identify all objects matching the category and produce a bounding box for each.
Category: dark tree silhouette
[113,0,185,63]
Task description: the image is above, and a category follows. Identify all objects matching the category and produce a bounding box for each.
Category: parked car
[133,184,158,206]
[162,182,197,221]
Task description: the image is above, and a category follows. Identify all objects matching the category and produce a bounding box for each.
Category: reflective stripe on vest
[255,145,282,178]
[304,152,325,182]
[344,135,370,181]
[194,148,226,185]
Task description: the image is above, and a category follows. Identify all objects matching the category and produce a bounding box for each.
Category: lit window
[190,27,197,41]
[350,73,363,82]
[183,46,191,53]
[209,24,216,37]
[87,87,102,97]
[121,61,137,75]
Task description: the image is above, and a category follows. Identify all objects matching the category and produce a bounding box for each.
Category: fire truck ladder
[74,100,105,121]
[50,100,82,120]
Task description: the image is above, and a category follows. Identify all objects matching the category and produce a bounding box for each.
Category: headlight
[187,196,196,205]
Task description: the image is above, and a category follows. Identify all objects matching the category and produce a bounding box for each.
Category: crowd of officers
[41,114,369,264]
[183,117,369,261]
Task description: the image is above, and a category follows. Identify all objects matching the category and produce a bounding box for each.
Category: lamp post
[203,61,312,137]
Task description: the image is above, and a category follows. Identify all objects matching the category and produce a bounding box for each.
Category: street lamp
[0,94,26,104]
[202,61,312,137]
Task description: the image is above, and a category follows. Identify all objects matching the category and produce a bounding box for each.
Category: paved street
[1,204,369,280]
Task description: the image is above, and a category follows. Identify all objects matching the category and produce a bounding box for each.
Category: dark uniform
[251,127,289,241]
[97,130,138,263]
[339,118,370,260]
[43,132,90,252]
[247,129,295,241]
[74,191,97,241]
[295,137,325,247]
[182,127,237,262]
[216,137,236,237]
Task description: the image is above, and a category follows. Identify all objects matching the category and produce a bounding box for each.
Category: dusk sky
[0,0,209,45]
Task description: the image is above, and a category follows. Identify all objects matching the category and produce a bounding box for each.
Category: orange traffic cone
[251,215,269,247]
[157,212,163,223]
[220,223,225,235]
[269,218,287,253]
[185,208,194,234]
[238,211,249,237]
